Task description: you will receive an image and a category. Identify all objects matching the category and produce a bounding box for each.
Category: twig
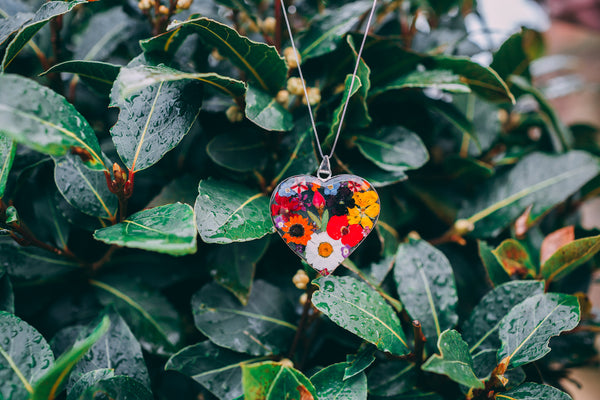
[288,285,316,359]
[412,320,426,367]
[90,245,120,272]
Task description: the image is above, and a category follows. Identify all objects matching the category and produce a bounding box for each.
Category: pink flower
[313,191,325,208]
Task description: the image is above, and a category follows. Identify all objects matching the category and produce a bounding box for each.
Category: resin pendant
[270,174,380,275]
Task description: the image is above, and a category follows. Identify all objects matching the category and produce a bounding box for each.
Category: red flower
[271,193,302,219]
[326,215,364,247]
[312,191,325,208]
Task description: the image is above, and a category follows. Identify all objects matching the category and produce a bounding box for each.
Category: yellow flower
[347,191,380,229]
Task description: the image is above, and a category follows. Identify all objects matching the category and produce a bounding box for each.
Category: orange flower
[282,215,314,245]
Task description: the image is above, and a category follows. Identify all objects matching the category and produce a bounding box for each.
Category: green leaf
[421,330,484,389]
[31,315,110,400]
[0,74,105,170]
[0,273,14,313]
[42,61,121,96]
[366,359,417,397]
[492,239,537,278]
[458,151,600,237]
[0,134,15,198]
[343,158,409,188]
[491,28,545,82]
[109,65,203,173]
[354,126,429,173]
[66,369,114,400]
[370,69,471,97]
[207,130,269,172]
[0,311,54,400]
[2,1,87,70]
[166,341,267,400]
[393,239,458,349]
[90,275,183,356]
[192,280,297,356]
[345,35,371,129]
[462,281,544,353]
[497,382,572,400]
[54,154,117,220]
[242,361,317,400]
[76,376,153,400]
[345,343,376,380]
[67,311,150,393]
[497,293,580,368]
[324,75,361,148]
[208,237,269,305]
[94,202,197,256]
[245,84,293,131]
[298,1,374,60]
[312,275,410,356]
[541,234,600,283]
[146,174,198,208]
[272,125,318,183]
[0,12,33,48]
[195,179,274,244]
[478,240,511,286]
[140,17,286,94]
[312,362,367,400]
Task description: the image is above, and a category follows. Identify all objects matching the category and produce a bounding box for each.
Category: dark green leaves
[0,134,15,198]
[207,130,268,172]
[492,239,536,278]
[109,65,203,173]
[43,61,121,96]
[498,293,580,368]
[541,234,600,283]
[421,330,484,389]
[312,275,410,355]
[0,74,105,170]
[195,179,273,244]
[242,361,317,400]
[192,280,297,356]
[74,376,153,400]
[497,383,572,400]
[94,202,197,256]
[312,362,367,400]
[245,84,293,131]
[394,239,458,348]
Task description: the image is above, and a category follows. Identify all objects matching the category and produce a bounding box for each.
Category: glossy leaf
[497,382,572,400]
[354,126,429,173]
[458,151,600,237]
[90,276,183,356]
[324,75,362,149]
[490,28,545,81]
[76,376,153,400]
[0,273,14,313]
[492,239,536,278]
[0,74,105,170]
[109,65,203,172]
[343,159,409,188]
[140,17,286,94]
[54,154,117,220]
[2,1,87,69]
[272,125,318,183]
[370,69,470,97]
[207,130,268,172]
[245,84,293,131]
[478,240,511,286]
[42,61,121,96]
[0,311,54,400]
[208,237,270,305]
[541,234,600,283]
[344,343,376,380]
[539,226,574,265]
[463,281,544,353]
[311,362,367,400]
[195,179,274,244]
[0,133,15,198]
[31,315,110,400]
[66,369,114,400]
[166,341,267,400]
[421,330,484,389]
[94,202,197,256]
[394,239,458,349]
[67,311,150,392]
[312,275,410,356]
[192,280,297,356]
[0,12,33,48]
[345,35,371,128]
[367,359,417,397]
[242,361,317,400]
[498,293,580,368]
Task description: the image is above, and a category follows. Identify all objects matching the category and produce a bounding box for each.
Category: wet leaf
[311,362,367,400]
[272,125,318,183]
[31,315,110,400]
[541,233,600,283]
[90,275,183,356]
[342,158,408,188]
[76,376,153,400]
[394,239,458,350]
[498,293,580,368]
[207,130,269,172]
[344,343,376,380]
[345,35,371,129]
[491,28,545,82]
[492,239,536,278]
[66,369,114,400]
[140,17,286,94]
[370,69,470,97]
[42,61,121,96]
[478,240,511,287]
[195,179,273,244]
[324,75,361,149]
[0,12,33,48]
[245,84,293,131]
[166,341,267,400]
[458,151,600,237]
[497,382,572,400]
[192,280,297,356]
[242,361,317,400]
[312,275,410,356]
[109,65,204,173]
[0,74,105,170]
[146,175,198,208]
[0,134,15,198]
[94,202,197,256]
[462,281,544,353]
[367,359,417,397]
[0,311,54,400]
[421,330,484,389]
[540,226,574,265]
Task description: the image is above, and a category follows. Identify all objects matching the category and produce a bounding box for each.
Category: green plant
[1,0,599,399]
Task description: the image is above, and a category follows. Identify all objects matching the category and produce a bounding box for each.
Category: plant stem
[274,0,282,51]
[90,245,119,272]
[412,320,426,366]
[288,285,316,360]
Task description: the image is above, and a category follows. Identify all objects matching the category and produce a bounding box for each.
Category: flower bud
[176,0,192,10]
[158,4,169,15]
[261,17,276,35]
[293,269,309,290]
[279,358,294,368]
[283,47,301,69]
[453,219,474,236]
[137,0,152,10]
[225,105,244,123]
[276,90,289,106]
[287,77,304,96]
[302,87,321,106]
[299,292,308,305]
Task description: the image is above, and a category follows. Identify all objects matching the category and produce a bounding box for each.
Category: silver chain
[279,0,378,178]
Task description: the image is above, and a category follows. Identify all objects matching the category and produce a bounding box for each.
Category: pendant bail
[317,156,332,180]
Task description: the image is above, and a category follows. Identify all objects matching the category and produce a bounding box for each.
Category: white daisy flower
[305,232,344,274]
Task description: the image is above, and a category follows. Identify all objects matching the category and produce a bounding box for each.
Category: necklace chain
[279,0,378,177]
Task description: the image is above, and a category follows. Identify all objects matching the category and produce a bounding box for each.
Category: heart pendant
[270,174,380,275]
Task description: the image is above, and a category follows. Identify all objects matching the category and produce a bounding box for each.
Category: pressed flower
[282,214,314,245]
[305,232,344,274]
[326,186,355,216]
[324,182,340,195]
[312,191,325,208]
[271,193,302,219]
[347,190,380,229]
[326,215,364,247]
